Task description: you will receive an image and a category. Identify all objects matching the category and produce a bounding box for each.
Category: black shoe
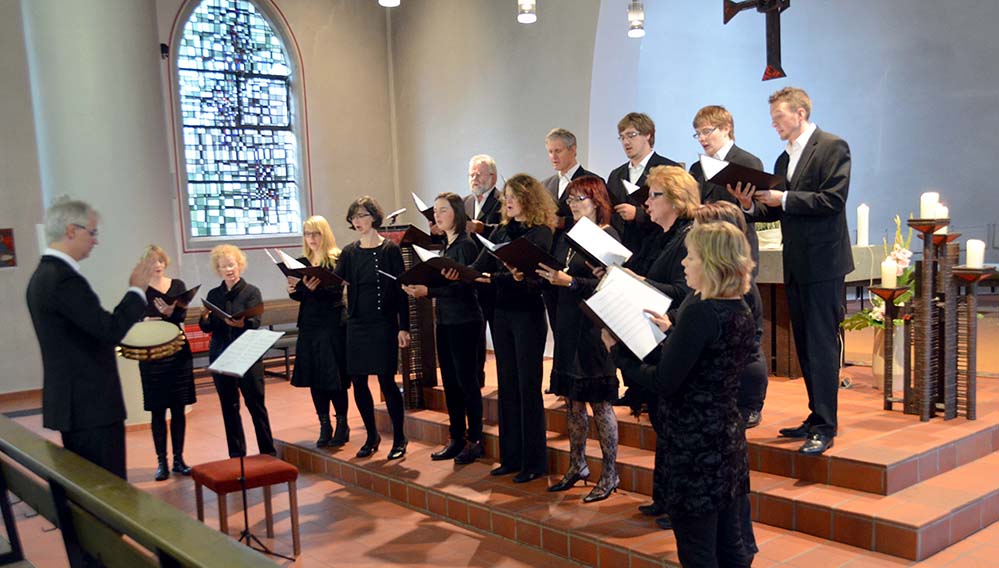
[387,439,408,460]
[655,515,673,530]
[778,422,811,439]
[171,455,192,475]
[547,469,591,492]
[490,465,518,476]
[329,416,350,447]
[638,502,667,516]
[154,457,170,482]
[512,471,543,483]
[356,435,381,458]
[582,476,619,503]
[799,433,834,455]
[316,415,333,447]
[431,439,465,461]
[454,441,483,465]
[742,410,762,429]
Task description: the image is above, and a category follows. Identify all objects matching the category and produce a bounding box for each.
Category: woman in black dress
[472,174,555,483]
[605,222,756,568]
[402,192,484,464]
[536,176,622,502]
[287,215,349,448]
[334,197,411,460]
[139,245,196,481]
[199,244,275,457]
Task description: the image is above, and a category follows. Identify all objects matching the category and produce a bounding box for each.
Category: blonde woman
[139,245,196,481]
[287,216,349,448]
[199,244,275,457]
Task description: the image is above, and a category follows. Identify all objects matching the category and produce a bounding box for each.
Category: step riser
[371,407,999,561]
[423,388,999,496]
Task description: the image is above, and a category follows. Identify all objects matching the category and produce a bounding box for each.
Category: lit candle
[920,192,939,219]
[934,204,949,235]
[966,239,985,268]
[881,256,898,288]
[857,203,870,246]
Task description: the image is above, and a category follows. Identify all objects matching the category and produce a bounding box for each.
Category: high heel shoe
[582,476,620,503]
[547,469,591,492]
[387,439,408,460]
[356,435,381,458]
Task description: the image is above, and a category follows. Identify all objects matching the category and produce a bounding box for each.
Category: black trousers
[672,499,753,568]
[62,422,126,480]
[476,290,496,386]
[785,277,845,437]
[438,321,485,442]
[491,308,547,474]
[212,363,275,457]
[648,397,668,508]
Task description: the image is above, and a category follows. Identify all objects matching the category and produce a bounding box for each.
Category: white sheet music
[411,192,431,212]
[585,266,672,359]
[475,233,499,252]
[699,154,728,180]
[273,249,305,269]
[412,244,441,263]
[566,217,632,267]
[622,179,641,196]
[208,329,285,378]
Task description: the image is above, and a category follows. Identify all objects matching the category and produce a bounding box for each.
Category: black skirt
[138,343,196,411]
[346,318,399,376]
[291,319,349,391]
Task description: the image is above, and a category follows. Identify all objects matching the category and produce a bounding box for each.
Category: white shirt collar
[715,140,735,161]
[43,247,82,275]
[786,122,817,155]
[630,151,653,172]
[560,163,580,181]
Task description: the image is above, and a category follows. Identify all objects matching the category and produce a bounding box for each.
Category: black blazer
[690,144,764,274]
[751,128,854,284]
[606,152,681,253]
[463,187,502,238]
[26,256,146,432]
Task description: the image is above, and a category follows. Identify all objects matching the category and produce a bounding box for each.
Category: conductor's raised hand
[726,182,756,210]
[129,256,157,290]
[614,202,637,222]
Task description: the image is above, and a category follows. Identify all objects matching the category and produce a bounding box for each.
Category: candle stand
[869,286,909,412]
[952,266,997,420]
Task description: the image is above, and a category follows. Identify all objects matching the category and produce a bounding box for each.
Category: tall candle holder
[869,286,909,412]
[951,266,997,420]
[907,219,948,421]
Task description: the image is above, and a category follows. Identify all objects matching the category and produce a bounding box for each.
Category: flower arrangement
[842,215,914,330]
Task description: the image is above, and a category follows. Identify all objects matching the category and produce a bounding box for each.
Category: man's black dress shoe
[512,471,543,483]
[387,439,408,460]
[778,422,811,439]
[454,441,483,465]
[799,433,834,455]
[490,464,518,476]
[655,515,673,530]
[742,410,762,429]
[431,439,465,461]
[638,502,667,516]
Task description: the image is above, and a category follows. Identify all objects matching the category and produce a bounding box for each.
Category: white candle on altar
[966,239,986,268]
[934,204,949,235]
[920,192,939,218]
[857,203,870,246]
[881,257,898,288]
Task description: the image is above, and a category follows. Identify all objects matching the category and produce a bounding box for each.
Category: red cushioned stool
[191,454,300,556]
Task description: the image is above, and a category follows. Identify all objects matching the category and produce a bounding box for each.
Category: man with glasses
[26,196,155,479]
[540,128,600,334]
[606,112,681,254]
[729,87,853,456]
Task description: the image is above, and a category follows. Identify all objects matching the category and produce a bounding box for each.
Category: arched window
[173,0,308,248]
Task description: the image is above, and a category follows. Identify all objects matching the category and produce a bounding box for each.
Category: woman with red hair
[537,175,621,502]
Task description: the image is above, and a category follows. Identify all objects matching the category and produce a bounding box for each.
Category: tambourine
[118,320,186,361]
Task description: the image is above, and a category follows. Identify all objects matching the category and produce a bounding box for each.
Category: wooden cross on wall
[723,0,791,81]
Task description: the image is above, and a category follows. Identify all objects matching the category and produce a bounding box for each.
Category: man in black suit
[463,154,503,386]
[731,87,853,455]
[26,196,154,479]
[539,127,601,331]
[606,112,681,254]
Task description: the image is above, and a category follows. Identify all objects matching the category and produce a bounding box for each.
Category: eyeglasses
[72,223,98,237]
[617,131,643,141]
[648,191,666,200]
[350,213,372,222]
[304,231,322,238]
[566,195,590,203]
[692,127,718,139]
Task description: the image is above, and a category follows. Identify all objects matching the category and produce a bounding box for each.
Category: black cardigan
[199,278,263,361]
[472,221,553,313]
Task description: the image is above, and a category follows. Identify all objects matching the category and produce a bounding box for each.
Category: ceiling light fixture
[628,0,646,38]
[379,0,400,7]
[518,0,537,24]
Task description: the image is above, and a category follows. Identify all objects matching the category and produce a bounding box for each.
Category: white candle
[857,203,870,246]
[966,239,985,268]
[920,192,940,219]
[934,204,949,234]
[881,257,898,288]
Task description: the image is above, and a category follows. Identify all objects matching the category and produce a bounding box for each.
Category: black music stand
[233,439,294,560]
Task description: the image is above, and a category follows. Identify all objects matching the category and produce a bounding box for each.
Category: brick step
[419,379,999,496]
[275,433,911,567]
[369,404,999,560]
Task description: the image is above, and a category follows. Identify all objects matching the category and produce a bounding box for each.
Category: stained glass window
[176,0,304,240]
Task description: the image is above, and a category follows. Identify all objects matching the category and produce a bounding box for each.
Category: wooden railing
[0,415,276,567]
